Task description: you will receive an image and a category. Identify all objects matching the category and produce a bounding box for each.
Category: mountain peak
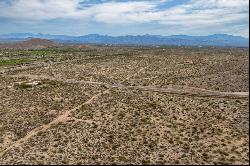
[0,33,248,47]
[0,38,58,49]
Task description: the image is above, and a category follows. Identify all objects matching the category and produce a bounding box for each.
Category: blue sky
[0,0,249,37]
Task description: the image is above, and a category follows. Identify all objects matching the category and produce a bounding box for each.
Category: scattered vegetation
[0,46,248,165]
[0,58,34,66]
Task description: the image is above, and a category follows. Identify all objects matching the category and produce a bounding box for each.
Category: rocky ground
[0,46,249,165]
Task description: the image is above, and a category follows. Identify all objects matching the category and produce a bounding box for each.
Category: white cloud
[0,0,248,23]
[0,0,248,36]
[0,0,81,20]
[158,0,248,25]
[191,0,249,8]
[81,1,159,23]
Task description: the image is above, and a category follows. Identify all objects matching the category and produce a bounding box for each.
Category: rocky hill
[0,38,59,49]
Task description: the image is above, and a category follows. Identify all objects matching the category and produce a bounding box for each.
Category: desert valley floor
[0,43,249,165]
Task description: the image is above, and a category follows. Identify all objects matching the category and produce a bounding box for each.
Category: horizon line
[0,33,249,39]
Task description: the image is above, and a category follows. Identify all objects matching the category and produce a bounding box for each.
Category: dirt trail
[128,85,249,99]
[0,61,149,157]
[1,60,248,158]
[9,74,249,99]
[0,89,108,157]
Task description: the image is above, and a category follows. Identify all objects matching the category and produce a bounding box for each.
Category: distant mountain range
[0,38,59,49]
[0,33,248,47]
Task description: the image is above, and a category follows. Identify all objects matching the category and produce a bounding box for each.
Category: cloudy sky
[0,0,249,37]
